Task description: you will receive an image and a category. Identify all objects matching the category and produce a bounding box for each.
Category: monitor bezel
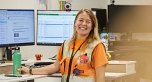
[0,9,35,48]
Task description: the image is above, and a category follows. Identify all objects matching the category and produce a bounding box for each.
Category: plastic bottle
[13,49,21,76]
[100,27,108,51]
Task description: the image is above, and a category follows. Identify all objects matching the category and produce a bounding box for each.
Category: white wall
[0,0,103,60]
[49,0,102,10]
[71,0,102,10]
[0,0,36,9]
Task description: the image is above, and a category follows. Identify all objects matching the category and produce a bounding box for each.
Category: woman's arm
[20,45,63,75]
[95,64,107,82]
[20,60,60,75]
[92,43,108,82]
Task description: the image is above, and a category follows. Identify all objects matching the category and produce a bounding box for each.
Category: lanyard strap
[66,39,87,82]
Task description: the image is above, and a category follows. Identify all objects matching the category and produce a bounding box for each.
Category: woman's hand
[18,66,30,74]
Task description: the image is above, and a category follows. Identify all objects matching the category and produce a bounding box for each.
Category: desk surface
[105,72,136,80]
[0,60,136,82]
[0,59,55,67]
[0,74,46,82]
[0,73,61,82]
[0,59,136,67]
[0,72,136,82]
[108,60,136,64]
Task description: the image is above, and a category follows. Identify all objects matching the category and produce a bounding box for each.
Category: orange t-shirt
[57,39,108,69]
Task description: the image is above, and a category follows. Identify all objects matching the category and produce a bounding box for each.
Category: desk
[0,72,135,82]
[0,73,61,82]
[0,59,55,74]
[22,59,55,65]
[0,63,12,67]
[0,60,136,82]
[0,63,12,74]
[105,72,136,82]
[0,74,46,82]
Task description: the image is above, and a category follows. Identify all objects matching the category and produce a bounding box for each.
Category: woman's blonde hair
[69,9,100,45]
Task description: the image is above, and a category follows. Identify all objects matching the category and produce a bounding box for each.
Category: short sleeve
[92,43,108,68]
[56,45,63,62]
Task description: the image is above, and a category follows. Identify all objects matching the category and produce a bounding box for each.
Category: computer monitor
[37,10,79,46]
[0,9,35,60]
[0,9,35,47]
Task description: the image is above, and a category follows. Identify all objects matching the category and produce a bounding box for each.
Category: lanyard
[66,39,87,82]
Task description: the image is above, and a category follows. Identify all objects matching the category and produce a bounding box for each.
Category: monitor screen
[0,9,35,47]
[37,10,79,46]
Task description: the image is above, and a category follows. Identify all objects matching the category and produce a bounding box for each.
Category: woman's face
[75,12,93,39]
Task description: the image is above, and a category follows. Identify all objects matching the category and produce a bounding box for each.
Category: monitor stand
[5,47,12,61]
[3,46,20,61]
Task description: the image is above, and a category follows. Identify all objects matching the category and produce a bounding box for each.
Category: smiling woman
[20,9,108,82]
[74,12,93,39]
